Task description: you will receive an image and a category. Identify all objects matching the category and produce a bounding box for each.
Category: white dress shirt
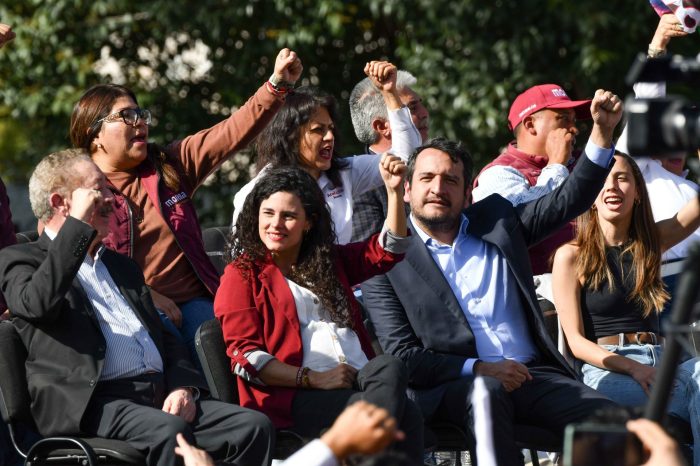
[232,106,420,244]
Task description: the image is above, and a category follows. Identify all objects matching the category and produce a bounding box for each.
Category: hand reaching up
[0,24,15,48]
[272,48,303,85]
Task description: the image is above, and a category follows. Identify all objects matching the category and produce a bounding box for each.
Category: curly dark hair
[254,86,349,188]
[228,167,353,328]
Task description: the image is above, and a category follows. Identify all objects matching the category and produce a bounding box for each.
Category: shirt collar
[317,171,332,190]
[411,213,470,249]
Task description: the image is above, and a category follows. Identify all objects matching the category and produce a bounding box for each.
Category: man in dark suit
[362,90,624,465]
[0,149,274,466]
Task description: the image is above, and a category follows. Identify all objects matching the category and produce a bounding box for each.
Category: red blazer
[214,233,404,427]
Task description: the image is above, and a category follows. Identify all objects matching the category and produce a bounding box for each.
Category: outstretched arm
[176,48,303,188]
[0,24,15,48]
[657,193,700,252]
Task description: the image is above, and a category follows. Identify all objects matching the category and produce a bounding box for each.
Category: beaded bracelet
[296,366,310,388]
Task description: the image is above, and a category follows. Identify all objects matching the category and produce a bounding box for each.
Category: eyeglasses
[96,108,152,127]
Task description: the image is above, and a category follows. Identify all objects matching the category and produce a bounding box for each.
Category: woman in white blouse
[215,161,423,462]
[232,60,420,244]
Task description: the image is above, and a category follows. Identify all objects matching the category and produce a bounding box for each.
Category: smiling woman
[231,60,421,244]
[552,153,700,463]
[216,162,425,462]
[67,48,303,357]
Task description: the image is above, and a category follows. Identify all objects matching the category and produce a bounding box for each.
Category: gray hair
[29,148,92,222]
[349,70,417,146]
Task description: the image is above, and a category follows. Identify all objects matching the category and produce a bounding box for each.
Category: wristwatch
[268,74,295,93]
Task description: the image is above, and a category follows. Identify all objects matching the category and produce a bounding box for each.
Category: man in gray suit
[0,149,274,466]
[362,90,624,465]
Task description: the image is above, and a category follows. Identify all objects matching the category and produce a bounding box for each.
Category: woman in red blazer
[214,157,423,462]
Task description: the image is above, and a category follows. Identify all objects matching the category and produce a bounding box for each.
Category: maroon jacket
[102,83,284,298]
[474,143,575,274]
[103,158,220,296]
[214,234,404,428]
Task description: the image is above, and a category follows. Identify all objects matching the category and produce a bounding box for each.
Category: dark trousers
[81,373,274,466]
[419,363,617,466]
[290,354,424,463]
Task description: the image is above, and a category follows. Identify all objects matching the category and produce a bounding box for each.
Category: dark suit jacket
[362,155,611,390]
[0,217,205,436]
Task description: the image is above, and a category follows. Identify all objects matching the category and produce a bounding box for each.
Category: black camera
[624,53,700,156]
[563,423,644,466]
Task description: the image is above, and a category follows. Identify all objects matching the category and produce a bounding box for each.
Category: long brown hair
[573,153,668,317]
[69,84,180,191]
[229,167,353,328]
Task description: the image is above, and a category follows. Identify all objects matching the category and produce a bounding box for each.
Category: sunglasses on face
[96,108,152,127]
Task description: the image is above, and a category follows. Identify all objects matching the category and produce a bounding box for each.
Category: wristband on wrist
[267,74,294,95]
[296,366,310,388]
[647,44,667,58]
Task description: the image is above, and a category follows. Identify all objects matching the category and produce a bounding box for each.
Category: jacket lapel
[39,233,103,330]
[405,221,471,330]
[259,262,301,335]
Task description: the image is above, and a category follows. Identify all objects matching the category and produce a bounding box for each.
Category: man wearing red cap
[472,84,591,275]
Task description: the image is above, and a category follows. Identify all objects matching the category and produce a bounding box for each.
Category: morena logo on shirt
[326,188,344,199]
[164,191,188,208]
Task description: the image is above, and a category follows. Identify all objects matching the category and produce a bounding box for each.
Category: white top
[279,439,337,466]
[232,106,420,244]
[616,81,700,261]
[289,279,369,371]
[234,279,369,383]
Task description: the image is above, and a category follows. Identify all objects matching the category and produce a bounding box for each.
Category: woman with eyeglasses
[69,48,302,356]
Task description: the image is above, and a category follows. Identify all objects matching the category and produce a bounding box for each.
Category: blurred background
[0,0,698,230]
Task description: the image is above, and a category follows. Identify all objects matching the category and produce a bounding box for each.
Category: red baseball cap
[507,84,591,131]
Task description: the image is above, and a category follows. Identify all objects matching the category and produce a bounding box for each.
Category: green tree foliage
[1,0,697,225]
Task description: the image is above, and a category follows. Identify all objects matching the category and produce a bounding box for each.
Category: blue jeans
[582,344,700,465]
[157,297,214,369]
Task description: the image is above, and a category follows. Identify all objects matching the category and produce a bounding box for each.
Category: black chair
[0,321,145,465]
[201,226,231,276]
[194,319,306,459]
[15,230,39,244]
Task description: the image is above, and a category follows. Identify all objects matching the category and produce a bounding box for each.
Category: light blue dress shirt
[46,227,164,381]
[413,139,614,375]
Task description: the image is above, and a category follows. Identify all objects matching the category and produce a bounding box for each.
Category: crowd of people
[0,8,699,466]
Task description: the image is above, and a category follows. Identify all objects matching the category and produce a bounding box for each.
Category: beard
[412,208,462,234]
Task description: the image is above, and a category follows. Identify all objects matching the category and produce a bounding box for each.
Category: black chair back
[194,319,306,459]
[195,319,239,404]
[201,227,231,277]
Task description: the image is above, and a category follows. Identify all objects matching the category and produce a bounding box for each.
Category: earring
[96,143,103,150]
